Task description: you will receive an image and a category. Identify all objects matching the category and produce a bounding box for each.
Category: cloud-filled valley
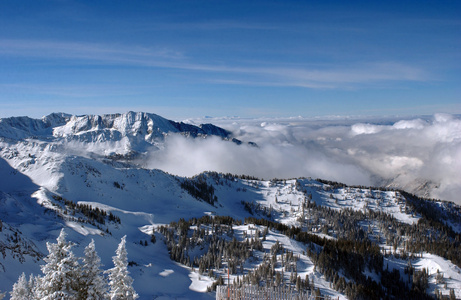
[144,114,461,204]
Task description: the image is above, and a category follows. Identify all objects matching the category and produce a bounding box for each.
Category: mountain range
[0,112,460,299]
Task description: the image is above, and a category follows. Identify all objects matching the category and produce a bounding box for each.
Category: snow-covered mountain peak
[0,113,72,140]
[0,111,231,140]
[53,111,175,138]
[0,111,233,156]
[41,112,72,127]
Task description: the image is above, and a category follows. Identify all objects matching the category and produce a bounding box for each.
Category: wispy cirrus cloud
[157,20,280,31]
[205,62,428,90]
[0,83,147,98]
[0,39,184,63]
[0,39,429,89]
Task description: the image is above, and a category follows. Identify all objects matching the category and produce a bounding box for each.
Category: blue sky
[0,0,460,119]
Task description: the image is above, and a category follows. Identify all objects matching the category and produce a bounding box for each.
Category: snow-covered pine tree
[106,236,138,300]
[36,229,81,300]
[29,274,42,300]
[10,272,33,300]
[80,239,108,300]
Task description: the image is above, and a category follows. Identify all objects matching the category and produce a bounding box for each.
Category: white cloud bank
[144,114,461,204]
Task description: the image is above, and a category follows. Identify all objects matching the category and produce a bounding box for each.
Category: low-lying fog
[145,114,461,204]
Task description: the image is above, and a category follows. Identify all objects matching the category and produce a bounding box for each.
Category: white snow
[385,253,461,299]
[159,269,174,277]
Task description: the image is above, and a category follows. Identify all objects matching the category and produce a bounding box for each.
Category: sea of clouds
[144,114,461,204]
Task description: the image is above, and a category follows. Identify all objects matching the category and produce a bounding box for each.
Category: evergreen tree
[30,274,42,300]
[106,236,138,300]
[10,272,33,300]
[81,239,108,300]
[36,229,80,300]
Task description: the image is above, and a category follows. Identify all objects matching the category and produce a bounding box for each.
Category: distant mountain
[0,112,460,299]
[0,111,235,153]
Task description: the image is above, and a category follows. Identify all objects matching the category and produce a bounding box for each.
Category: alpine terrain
[0,112,460,299]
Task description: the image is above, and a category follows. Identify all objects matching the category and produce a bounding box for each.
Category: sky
[0,0,460,119]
